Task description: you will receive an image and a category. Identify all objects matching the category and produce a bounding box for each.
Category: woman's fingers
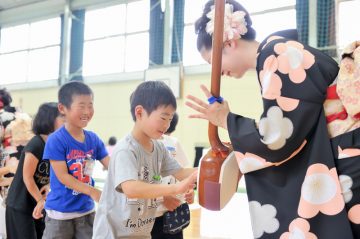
[185,101,206,114]
[186,94,209,109]
[200,84,212,98]
[188,114,208,119]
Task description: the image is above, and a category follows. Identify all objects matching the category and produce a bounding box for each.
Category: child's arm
[99,155,110,170]
[121,170,197,199]
[24,152,50,219]
[33,184,49,219]
[23,152,45,203]
[50,160,101,202]
[172,167,197,181]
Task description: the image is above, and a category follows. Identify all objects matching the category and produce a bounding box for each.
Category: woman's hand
[186,85,230,129]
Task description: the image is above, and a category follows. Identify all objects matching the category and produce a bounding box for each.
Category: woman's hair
[32,102,60,135]
[195,0,256,51]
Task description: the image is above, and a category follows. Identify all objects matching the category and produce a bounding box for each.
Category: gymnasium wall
[9,69,262,165]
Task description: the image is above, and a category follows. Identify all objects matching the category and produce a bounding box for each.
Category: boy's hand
[32,199,45,219]
[163,196,181,211]
[184,189,195,204]
[89,187,102,202]
[175,171,197,195]
[40,184,50,200]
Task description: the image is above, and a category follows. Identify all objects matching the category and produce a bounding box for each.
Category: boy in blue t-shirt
[42,81,109,239]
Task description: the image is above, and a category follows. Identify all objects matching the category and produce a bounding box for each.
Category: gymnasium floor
[183,192,253,239]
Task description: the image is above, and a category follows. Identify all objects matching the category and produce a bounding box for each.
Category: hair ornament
[205,3,248,42]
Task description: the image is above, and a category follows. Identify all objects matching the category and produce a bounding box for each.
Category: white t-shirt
[93,134,182,239]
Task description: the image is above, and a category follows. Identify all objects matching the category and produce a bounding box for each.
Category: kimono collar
[257,29,299,53]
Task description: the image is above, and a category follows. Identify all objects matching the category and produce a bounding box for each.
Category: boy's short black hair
[32,102,60,135]
[166,112,178,134]
[130,81,177,121]
[58,81,93,108]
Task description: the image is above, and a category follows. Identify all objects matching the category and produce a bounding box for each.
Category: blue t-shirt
[43,126,108,213]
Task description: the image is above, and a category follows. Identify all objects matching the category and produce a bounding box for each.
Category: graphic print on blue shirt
[67,150,95,195]
[43,126,108,213]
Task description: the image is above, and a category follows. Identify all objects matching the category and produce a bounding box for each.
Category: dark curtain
[149,0,164,66]
[171,0,184,63]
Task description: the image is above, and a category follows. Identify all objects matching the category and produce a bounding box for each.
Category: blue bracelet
[207,96,224,104]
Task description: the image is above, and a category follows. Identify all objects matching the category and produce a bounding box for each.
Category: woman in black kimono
[186,0,358,238]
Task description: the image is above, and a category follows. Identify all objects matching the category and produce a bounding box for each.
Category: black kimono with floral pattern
[227,30,356,238]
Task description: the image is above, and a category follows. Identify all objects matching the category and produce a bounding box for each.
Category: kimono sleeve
[227,38,338,171]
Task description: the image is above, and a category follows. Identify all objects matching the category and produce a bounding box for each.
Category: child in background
[92,136,117,188]
[0,87,18,192]
[5,102,64,239]
[1,87,33,162]
[93,81,197,239]
[151,112,193,239]
[0,87,29,239]
[42,81,109,239]
[161,113,189,167]
[106,136,117,157]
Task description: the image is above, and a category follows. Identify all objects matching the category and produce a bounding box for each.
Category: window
[338,0,360,49]
[183,0,209,66]
[251,9,296,41]
[83,1,149,76]
[0,18,61,84]
[239,0,295,13]
[183,0,296,66]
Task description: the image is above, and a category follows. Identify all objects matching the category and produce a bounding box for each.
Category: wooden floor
[183,193,253,239]
[184,208,204,239]
[183,208,202,239]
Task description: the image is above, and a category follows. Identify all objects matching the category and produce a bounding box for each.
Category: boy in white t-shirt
[93,81,197,239]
